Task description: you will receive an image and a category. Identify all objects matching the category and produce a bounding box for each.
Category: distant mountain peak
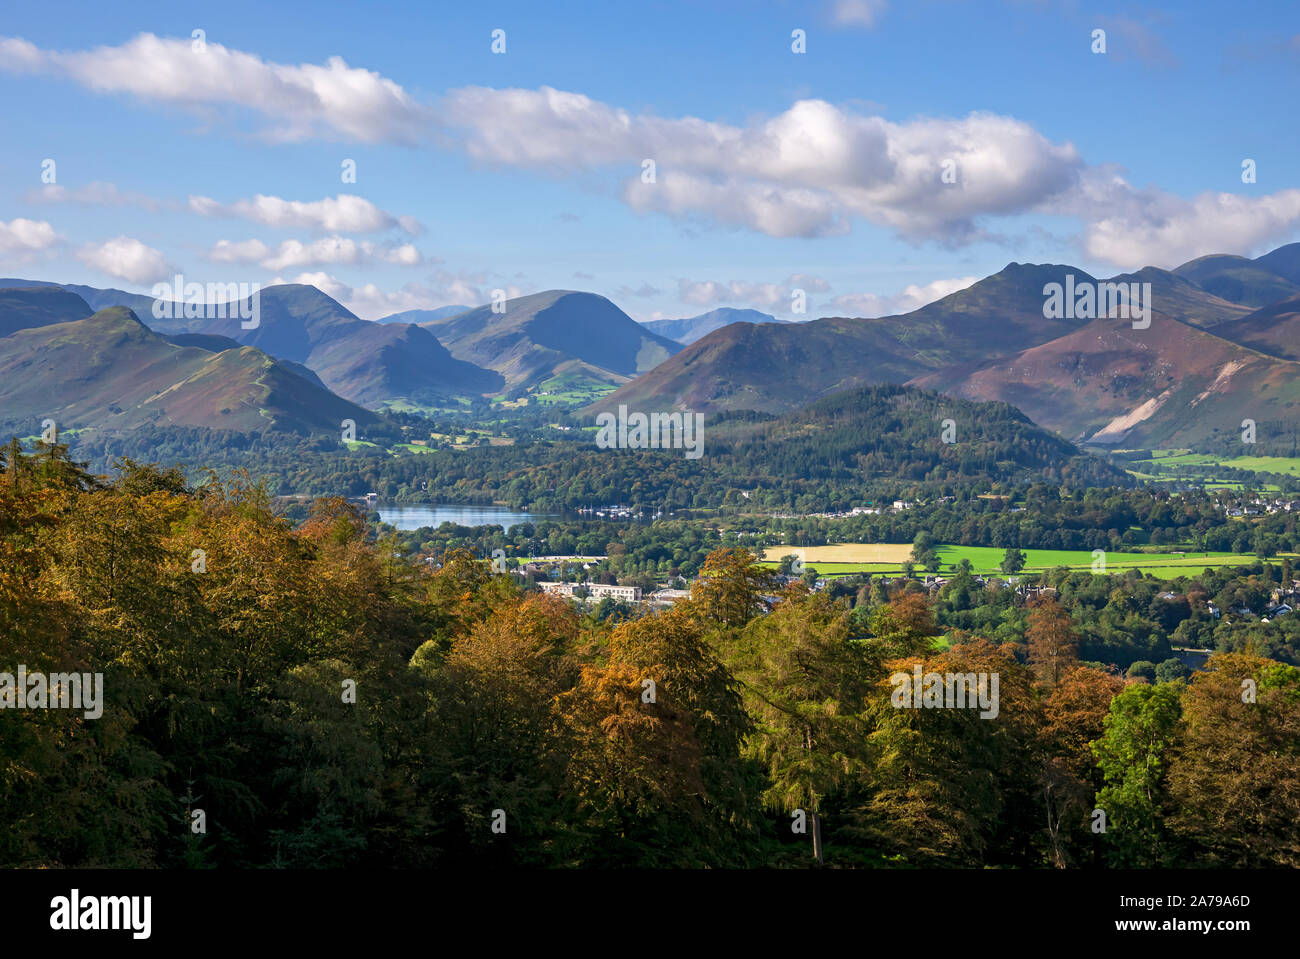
[641,307,786,345]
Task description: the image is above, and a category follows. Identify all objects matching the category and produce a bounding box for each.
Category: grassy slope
[0,307,378,432]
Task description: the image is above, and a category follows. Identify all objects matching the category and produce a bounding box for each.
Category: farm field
[1120,449,1300,488]
[1141,450,1300,474]
[761,544,913,564]
[530,372,620,406]
[760,543,1280,579]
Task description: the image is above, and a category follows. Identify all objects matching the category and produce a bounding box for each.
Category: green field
[1123,449,1300,489]
[1142,450,1300,474]
[380,397,472,415]
[531,371,619,406]
[760,543,1281,580]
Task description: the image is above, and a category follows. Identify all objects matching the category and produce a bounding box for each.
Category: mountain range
[640,307,792,345]
[0,281,679,409]
[5,240,1300,452]
[377,305,473,324]
[589,242,1300,450]
[0,301,378,433]
[418,290,680,396]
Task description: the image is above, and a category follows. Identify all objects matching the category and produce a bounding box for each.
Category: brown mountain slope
[23,282,502,406]
[910,316,1300,447]
[1211,294,1300,362]
[588,262,1099,416]
[1102,266,1252,328]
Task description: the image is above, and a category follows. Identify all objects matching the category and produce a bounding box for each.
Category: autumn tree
[555,662,711,865]
[1037,666,1124,867]
[1165,654,1300,867]
[606,604,760,860]
[688,547,779,628]
[1026,597,1079,687]
[730,587,873,864]
[859,639,1039,866]
[417,593,580,865]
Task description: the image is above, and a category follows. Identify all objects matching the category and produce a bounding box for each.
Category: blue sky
[1,0,1297,321]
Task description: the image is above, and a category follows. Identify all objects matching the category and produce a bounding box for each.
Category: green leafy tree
[1091,682,1183,867]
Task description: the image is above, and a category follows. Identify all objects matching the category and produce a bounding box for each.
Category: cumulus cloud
[208,235,424,270]
[269,271,520,320]
[0,33,429,143]
[190,193,422,235]
[442,88,1083,240]
[1050,168,1300,268]
[676,274,831,312]
[824,275,980,318]
[442,84,1300,264]
[77,236,174,285]
[0,217,59,256]
[7,31,1295,267]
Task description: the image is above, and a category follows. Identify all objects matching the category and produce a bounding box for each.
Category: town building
[538,581,642,602]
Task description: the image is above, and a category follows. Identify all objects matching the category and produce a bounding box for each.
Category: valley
[5,0,1300,895]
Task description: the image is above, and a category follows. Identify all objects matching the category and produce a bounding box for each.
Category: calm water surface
[377,504,559,531]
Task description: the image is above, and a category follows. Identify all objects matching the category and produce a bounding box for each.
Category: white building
[539,581,642,602]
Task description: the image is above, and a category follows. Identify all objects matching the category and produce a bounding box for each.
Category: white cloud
[830,0,887,28]
[1052,168,1300,268]
[23,181,163,210]
[189,193,422,235]
[268,272,519,320]
[824,275,980,317]
[442,88,1083,240]
[76,236,174,285]
[0,37,43,71]
[273,271,357,303]
[676,274,831,312]
[442,84,1300,263]
[0,217,59,255]
[208,239,272,263]
[208,235,424,270]
[0,33,429,143]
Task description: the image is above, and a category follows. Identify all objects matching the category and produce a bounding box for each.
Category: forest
[2,441,1297,869]
[17,385,1138,515]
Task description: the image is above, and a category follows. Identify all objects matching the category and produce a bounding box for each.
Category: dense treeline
[763,485,1300,554]
[919,564,1300,668]
[391,515,1300,667]
[18,386,1129,514]
[2,443,1296,868]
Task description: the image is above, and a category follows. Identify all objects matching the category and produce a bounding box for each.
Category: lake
[377,504,558,531]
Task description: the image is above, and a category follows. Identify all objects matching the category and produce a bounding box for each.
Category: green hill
[0,279,501,407]
[0,307,378,433]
